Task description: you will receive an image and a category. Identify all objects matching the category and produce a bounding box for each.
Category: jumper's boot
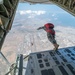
[53,44,59,50]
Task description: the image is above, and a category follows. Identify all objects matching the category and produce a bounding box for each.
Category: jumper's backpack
[44,23,55,35]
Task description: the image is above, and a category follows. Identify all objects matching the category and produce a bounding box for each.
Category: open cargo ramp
[6,46,75,75]
[25,47,75,75]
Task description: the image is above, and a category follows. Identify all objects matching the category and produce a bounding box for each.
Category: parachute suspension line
[0,51,10,65]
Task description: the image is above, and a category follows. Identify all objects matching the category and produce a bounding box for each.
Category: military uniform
[37,23,59,50]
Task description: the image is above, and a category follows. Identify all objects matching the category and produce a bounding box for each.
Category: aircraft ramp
[25,47,75,75]
[6,46,75,75]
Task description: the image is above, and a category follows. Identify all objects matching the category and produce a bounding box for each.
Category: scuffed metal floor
[25,46,75,75]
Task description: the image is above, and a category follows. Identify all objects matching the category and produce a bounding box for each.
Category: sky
[16,3,75,28]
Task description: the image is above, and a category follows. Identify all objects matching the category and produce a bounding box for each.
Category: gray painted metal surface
[20,0,75,16]
[25,47,75,75]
